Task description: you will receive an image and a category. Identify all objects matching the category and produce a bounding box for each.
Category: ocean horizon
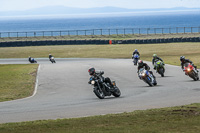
[0,11,200,35]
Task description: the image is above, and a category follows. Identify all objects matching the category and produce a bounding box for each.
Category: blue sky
[1,0,200,11]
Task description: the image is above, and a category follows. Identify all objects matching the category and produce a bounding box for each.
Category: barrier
[0,37,200,47]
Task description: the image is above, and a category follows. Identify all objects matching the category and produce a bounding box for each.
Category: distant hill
[0,6,199,17]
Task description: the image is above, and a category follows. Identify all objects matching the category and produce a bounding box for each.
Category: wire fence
[0,27,200,38]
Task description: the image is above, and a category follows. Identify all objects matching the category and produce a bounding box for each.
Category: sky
[1,0,200,12]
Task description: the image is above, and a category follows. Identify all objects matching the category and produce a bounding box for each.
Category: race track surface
[0,58,200,123]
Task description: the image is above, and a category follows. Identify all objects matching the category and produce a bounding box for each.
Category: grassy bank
[0,103,200,133]
[0,42,200,67]
[0,64,38,102]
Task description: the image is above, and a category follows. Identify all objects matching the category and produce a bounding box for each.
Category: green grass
[0,42,200,67]
[0,103,200,133]
[0,64,38,102]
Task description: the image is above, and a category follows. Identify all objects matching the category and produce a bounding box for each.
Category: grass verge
[0,103,200,133]
[0,64,38,102]
[0,42,200,67]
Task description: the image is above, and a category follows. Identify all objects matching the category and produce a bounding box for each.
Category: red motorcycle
[183,63,199,81]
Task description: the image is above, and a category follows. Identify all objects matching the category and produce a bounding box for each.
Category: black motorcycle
[50,57,56,63]
[29,58,37,63]
[89,73,121,99]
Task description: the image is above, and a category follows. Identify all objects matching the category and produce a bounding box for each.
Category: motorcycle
[138,68,157,86]
[155,61,165,77]
[132,54,140,65]
[29,58,37,63]
[183,63,199,81]
[89,74,121,99]
[50,57,56,63]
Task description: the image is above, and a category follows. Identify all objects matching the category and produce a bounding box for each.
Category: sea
[0,11,200,37]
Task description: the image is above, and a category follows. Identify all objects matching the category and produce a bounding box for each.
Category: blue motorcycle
[132,54,140,65]
[138,68,157,86]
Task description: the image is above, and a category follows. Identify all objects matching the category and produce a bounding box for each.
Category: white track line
[30,64,40,98]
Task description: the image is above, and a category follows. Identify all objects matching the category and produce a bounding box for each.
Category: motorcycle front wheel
[190,71,199,81]
[145,77,153,87]
[93,87,105,99]
[158,68,164,77]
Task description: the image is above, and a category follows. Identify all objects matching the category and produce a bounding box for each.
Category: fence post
[176,27,178,34]
[93,29,94,35]
[132,28,134,35]
[0,33,1,38]
[76,30,78,36]
[116,29,118,36]
[26,32,27,38]
[162,28,163,34]
[100,29,102,35]
[124,28,125,36]
[139,28,140,35]
[184,27,185,34]
[8,32,10,38]
[154,28,156,35]
[109,29,110,36]
[17,32,18,38]
[199,27,200,33]
[191,27,193,33]
[60,31,61,36]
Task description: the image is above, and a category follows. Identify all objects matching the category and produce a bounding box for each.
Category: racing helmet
[135,49,138,52]
[138,60,143,66]
[180,56,185,61]
[153,54,157,58]
[88,68,95,75]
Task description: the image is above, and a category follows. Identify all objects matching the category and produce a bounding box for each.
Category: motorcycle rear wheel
[112,86,121,97]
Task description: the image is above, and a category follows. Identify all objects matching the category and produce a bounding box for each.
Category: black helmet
[180,56,185,61]
[138,60,143,66]
[88,68,95,75]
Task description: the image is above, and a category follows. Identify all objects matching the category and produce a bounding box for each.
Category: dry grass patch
[0,64,38,102]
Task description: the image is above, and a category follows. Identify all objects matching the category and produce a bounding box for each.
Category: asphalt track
[0,58,200,124]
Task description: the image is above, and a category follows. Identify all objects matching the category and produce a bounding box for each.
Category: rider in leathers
[137,60,155,79]
[152,54,164,70]
[180,56,198,71]
[132,49,140,59]
[88,68,114,88]
[49,54,53,60]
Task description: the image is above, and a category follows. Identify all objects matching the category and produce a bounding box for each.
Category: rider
[88,68,114,88]
[152,54,164,70]
[180,56,198,72]
[49,54,53,60]
[132,49,140,59]
[137,60,155,78]
[28,56,32,62]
